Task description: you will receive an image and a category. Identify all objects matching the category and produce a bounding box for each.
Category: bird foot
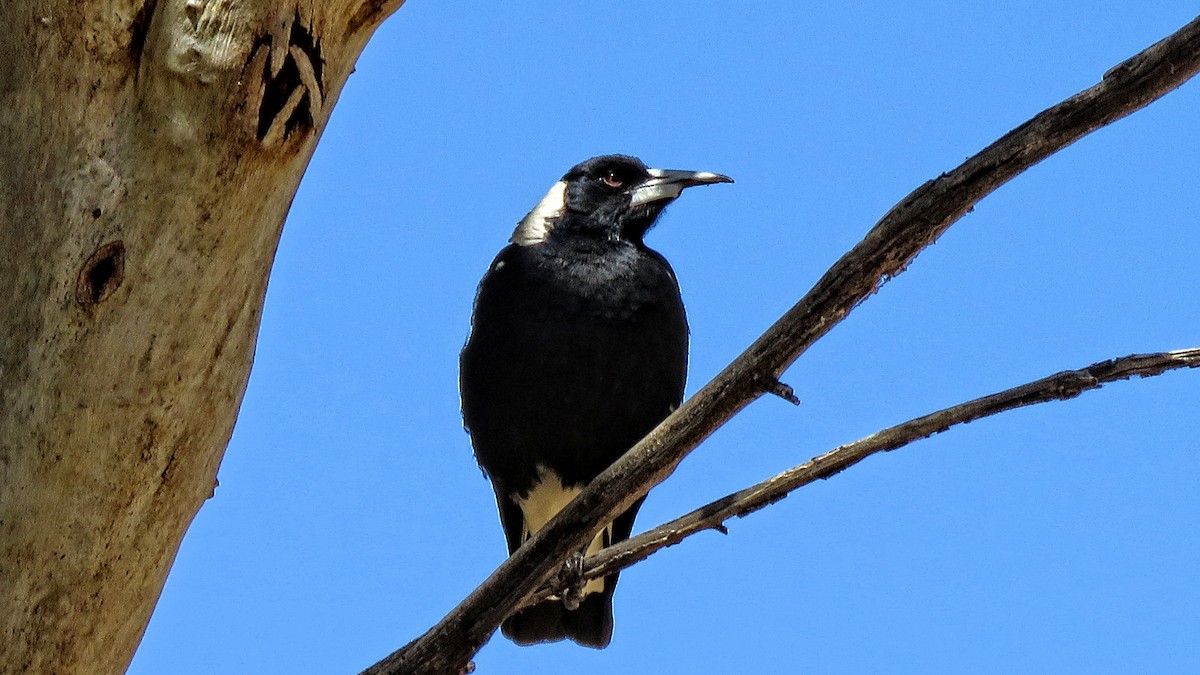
[554,551,586,611]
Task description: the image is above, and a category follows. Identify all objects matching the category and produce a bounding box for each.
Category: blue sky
[130,3,1199,673]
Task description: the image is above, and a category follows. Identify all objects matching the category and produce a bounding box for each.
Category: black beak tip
[694,171,734,186]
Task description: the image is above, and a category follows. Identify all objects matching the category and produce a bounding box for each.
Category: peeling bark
[0,1,403,672]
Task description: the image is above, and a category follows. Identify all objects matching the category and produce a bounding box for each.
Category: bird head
[510,155,732,247]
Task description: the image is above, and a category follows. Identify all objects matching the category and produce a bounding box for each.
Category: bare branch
[514,348,1200,605]
[364,16,1200,675]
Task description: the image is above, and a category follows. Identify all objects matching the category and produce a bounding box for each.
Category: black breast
[460,240,689,495]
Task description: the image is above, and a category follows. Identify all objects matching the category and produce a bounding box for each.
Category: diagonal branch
[364,15,1200,675]
[517,348,1200,606]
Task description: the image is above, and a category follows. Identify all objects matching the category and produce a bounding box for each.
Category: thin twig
[516,348,1200,606]
[364,15,1200,675]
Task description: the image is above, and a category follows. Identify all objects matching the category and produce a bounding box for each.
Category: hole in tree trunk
[76,240,126,306]
[253,13,323,142]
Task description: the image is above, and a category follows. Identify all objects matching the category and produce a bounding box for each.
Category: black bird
[460,155,731,648]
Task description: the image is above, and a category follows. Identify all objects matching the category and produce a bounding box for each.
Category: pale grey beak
[629,168,733,207]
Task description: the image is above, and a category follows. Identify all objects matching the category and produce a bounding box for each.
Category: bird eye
[600,172,623,188]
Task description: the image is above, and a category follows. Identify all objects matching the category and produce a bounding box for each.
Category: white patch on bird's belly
[515,465,610,597]
[510,180,567,246]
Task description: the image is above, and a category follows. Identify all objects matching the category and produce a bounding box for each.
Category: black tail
[497,496,645,648]
[502,581,615,648]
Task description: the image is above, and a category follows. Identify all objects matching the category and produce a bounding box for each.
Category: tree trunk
[0,2,401,672]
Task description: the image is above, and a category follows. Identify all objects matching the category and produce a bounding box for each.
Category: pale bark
[3,4,1197,674]
[0,1,401,672]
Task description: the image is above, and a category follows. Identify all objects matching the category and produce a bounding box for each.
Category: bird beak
[629,168,734,207]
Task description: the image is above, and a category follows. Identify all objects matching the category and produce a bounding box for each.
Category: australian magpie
[460,154,731,648]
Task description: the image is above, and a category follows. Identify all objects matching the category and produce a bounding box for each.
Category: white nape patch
[515,465,611,597]
[510,180,567,246]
